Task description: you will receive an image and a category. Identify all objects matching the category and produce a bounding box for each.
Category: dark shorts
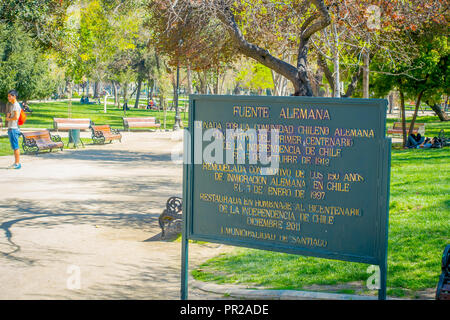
[8,128,21,150]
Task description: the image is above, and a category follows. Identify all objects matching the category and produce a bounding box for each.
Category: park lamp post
[173,39,183,131]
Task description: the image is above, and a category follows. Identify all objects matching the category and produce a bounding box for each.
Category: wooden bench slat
[54,118,91,131]
[128,123,160,127]
[124,119,158,123]
[387,122,425,135]
[125,117,157,121]
[54,118,91,122]
[123,117,160,130]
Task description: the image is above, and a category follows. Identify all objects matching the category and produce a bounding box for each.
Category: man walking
[5,89,21,169]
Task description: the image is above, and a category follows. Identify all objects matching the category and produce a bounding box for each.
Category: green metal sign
[181,95,390,300]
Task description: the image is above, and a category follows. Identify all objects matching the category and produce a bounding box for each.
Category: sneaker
[12,163,21,169]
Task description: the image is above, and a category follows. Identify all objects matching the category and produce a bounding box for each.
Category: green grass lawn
[0,135,11,156]
[21,100,188,130]
[0,100,188,156]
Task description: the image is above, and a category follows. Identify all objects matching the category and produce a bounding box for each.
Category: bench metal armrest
[50,134,62,142]
[22,136,39,154]
[92,130,105,139]
[23,137,37,147]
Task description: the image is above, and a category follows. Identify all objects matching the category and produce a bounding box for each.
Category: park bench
[123,117,160,131]
[91,124,122,144]
[21,130,63,154]
[158,196,183,238]
[53,118,92,131]
[387,122,425,136]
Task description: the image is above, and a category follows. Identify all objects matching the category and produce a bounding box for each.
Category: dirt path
[0,131,231,299]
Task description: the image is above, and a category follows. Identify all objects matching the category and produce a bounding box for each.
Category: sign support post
[181,117,193,300]
[180,225,189,300]
[378,137,391,300]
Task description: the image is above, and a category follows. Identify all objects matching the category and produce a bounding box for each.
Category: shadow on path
[30,148,175,166]
[0,199,161,265]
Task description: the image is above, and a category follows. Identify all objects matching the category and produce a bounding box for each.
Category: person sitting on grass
[406,133,424,148]
[5,89,21,169]
[147,100,154,110]
[416,137,442,149]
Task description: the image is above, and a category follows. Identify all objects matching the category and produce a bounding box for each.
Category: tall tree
[0,23,56,102]
[371,0,448,144]
[151,0,331,96]
[0,0,70,49]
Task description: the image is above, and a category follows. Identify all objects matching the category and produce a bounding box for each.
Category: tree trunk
[272,51,291,96]
[149,79,154,101]
[295,39,314,96]
[93,81,100,99]
[112,81,119,108]
[271,70,289,96]
[408,90,424,136]
[186,65,193,95]
[388,92,394,114]
[332,55,340,98]
[122,82,129,116]
[363,52,370,98]
[124,82,128,101]
[317,54,334,97]
[399,90,407,148]
[68,81,73,118]
[233,82,241,95]
[218,0,330,97]
[86,80,90,97]
[214,70,219,95]
[134,79,142,108]
[427,101,449,121]
[162,97,167,130]
[311,66,323,97]
[218,71,226,95]
[331,23,340,98]
[197,71,207,94]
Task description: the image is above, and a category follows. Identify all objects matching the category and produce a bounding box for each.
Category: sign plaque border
[181,95,390,300]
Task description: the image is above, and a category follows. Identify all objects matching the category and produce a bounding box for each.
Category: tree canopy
[0,23,55,101]
[0,0,448,115]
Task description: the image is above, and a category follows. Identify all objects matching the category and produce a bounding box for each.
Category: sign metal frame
[181,95,391,300]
